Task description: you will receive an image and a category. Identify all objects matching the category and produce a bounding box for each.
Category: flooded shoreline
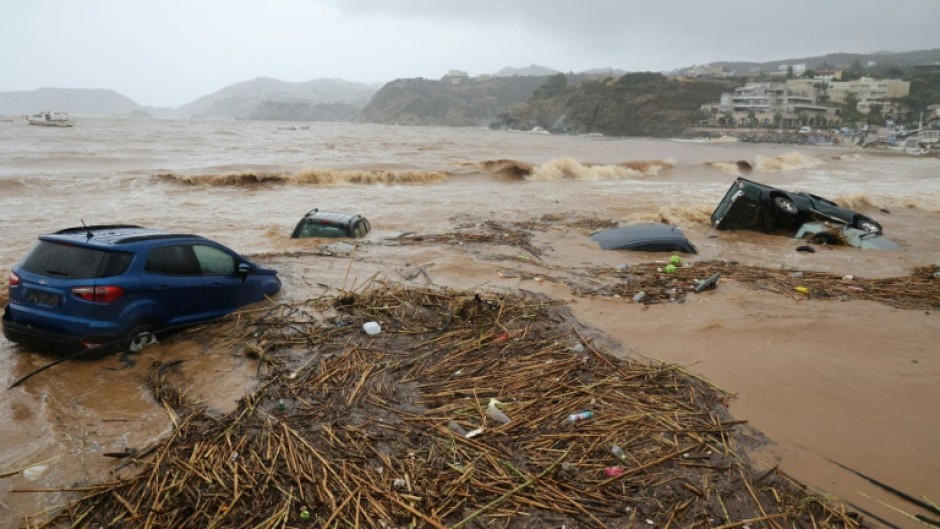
[1,119,938,527]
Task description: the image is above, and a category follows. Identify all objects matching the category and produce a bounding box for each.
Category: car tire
[773,196,797,215]
[126,324,157,353]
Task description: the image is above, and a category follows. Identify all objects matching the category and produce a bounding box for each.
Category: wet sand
[1,119,938,527]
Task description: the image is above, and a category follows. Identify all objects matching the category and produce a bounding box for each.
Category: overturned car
[711,178,882,234]
[710,178,898,249]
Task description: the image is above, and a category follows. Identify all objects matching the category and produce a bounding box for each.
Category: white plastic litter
[363,321,381,335]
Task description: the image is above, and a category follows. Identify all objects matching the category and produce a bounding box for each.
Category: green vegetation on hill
[493,73,737,136]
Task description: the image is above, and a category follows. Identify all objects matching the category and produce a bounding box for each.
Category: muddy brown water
[0,118,938,528]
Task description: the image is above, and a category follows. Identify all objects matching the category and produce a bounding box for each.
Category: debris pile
[574,262,940,310]
[36,286,862,529]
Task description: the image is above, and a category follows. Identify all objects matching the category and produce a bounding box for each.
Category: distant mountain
[0,87,142,116]
[176,77,382,119]
[494,65,561,77]
[706,49,940,74]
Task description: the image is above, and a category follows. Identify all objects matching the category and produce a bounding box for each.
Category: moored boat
[27,110,74,127]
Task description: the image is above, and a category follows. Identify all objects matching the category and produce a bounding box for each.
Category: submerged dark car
[290,209,371,239]
[710,178,882,234]
[591,224,697,254]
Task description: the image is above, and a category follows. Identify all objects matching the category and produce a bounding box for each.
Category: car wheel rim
[129,332,156,353]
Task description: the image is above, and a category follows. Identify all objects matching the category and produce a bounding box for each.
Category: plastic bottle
[611,445,628,462]
[567,411,594,424]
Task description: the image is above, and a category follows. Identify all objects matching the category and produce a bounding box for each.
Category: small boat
[27,111,74,127]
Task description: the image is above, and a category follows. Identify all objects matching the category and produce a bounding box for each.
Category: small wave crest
[525,158,674,181]
[673,136,738,144]
[622,205,714,226]
[753,152,823,172]
[476,159,535,179]
[835,193,878,210]
[707,160,753,176]
[156,169,448,186]
[0,178,27,192]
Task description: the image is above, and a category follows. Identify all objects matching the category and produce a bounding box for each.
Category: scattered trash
[794,286,810,295]
[693,273,721,293]
[300,508,311,520]
[464,428,484,439]
[363,321,382,335]
[847,286,865,292]
[611,445,628,463]
[392,478,407,490]
[570,343,586,353]
[664,264,678,274]
[486,398,511,425]
[934,271,940,279]
[789,271,804,278]
[841,275,854,282]
[617,263,631,271]
[276,399,286,412]
[670,255,682,265]
[567,410,594,424]
[23,465,48,481]
[447,420,468,436]
[604,467,626,477]
[796,245,816,253]
[633,291,647,303]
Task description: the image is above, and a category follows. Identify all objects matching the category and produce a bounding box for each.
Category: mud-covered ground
[3,216,938,528]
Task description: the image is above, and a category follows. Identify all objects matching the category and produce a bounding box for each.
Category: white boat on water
[27,111,74,127]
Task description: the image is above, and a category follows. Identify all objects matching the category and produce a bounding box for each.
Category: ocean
[0,117,938,528]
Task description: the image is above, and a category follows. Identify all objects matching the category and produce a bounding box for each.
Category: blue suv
[3,225,281,354]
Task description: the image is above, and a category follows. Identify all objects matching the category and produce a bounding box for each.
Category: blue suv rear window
[20,241,133,279]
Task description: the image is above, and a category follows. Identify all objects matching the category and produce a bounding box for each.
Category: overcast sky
[2,0,938,107]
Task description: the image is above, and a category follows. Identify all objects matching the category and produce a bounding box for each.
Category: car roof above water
[41,225,204,247]
[300,209,363,225]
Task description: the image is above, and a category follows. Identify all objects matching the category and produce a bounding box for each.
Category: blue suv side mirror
[237,262,251,282]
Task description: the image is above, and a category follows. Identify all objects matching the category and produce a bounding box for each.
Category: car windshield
[20,241,133,279]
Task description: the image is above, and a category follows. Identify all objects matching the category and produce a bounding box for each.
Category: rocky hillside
[492,72,737,137]
[359,76,550,126]
[0,87,142,116]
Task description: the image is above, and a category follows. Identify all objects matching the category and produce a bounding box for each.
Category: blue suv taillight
[71,286,125,303]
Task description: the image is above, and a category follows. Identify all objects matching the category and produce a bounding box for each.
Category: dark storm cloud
[336,0,940,63]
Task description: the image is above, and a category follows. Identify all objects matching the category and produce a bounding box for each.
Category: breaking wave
[706,152,822,176]
[156,169,448,186]
[470,158,674,180]
[525,158,674,181]
[476,159,536,179]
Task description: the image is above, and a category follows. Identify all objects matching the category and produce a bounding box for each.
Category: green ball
[670,255,681,265]
[664,264,677,273]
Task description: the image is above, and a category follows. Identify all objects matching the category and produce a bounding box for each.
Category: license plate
[25,289,60,307]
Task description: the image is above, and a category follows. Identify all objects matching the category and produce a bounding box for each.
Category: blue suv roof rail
[114,233,203,244]
[54,224,143,235]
